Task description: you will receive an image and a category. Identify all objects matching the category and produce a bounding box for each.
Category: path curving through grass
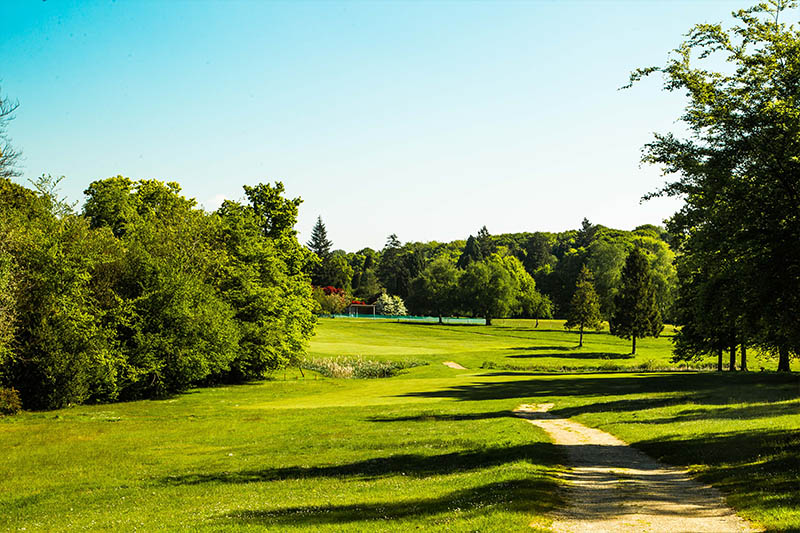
[515,404,760,533]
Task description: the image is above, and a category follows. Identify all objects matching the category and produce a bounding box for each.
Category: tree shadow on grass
[398,372,800,404]
[368,410,512,423]
[631,430,800,519]
[507,352,634,360]
[508,346,575,351]
[216,478,560,528]
[159,443,559,485]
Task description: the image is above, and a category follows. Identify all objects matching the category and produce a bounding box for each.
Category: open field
[1,318,798,531]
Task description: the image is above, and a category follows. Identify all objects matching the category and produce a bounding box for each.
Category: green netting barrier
[329,314,486,325]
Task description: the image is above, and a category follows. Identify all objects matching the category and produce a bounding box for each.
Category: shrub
[374,293,407,316]
[302,356,427,378]
[0,387,21,415]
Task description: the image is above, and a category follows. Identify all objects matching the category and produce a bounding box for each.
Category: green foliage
[457,235,483,269]
[0,176,315,408]
[0,387,21,415]
[407,256,460,319]
[610,249,663,354]
[629,0,800,370]
[565,265,603,347]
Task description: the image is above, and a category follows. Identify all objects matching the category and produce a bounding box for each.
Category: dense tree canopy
[0,176,316,408]
[630,0,800,370]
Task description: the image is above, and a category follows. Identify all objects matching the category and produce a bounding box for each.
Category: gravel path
[514,404,760,533]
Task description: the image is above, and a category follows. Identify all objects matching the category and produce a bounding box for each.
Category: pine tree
[307,216,333,286]
[565,265,602,347]
[476,225,495,256]
[307,216,332,259]
[457,235,483,269]
[610,249,663,354]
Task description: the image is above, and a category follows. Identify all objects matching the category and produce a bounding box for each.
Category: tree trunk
[729,344,736,372]
[438,315,443,325]
[579,324,584,348]
[717,348,723,372]
[485,316,492,326]
[631,335,636,355]
[741,343,748,371]
[535,318,539,328]
[778,345,791,372]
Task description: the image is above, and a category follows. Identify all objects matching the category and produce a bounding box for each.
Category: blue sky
[1,0,758,250]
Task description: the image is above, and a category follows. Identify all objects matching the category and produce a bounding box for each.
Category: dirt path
[514,404,760,533]
[442,361,466,369]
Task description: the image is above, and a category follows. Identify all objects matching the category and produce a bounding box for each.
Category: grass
[1,317,798,531]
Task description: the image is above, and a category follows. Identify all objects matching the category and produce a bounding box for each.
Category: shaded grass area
[400,371,800,531]
[0,375,563,532]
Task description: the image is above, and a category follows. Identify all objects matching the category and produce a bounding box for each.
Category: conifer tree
[457,235,483,269]
[610,249,663,354]
[307,216,333,286]
[306,216,332,259]
[565,265,602,347]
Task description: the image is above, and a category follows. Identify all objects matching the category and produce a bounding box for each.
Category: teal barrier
[328,314,486,325]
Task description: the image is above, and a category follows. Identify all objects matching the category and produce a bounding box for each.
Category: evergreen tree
[457,235,483,269]
[476,225,495,257]
[307,216,332,259]
[610,249,662,354]
[565,265,603,347]
[306,216,334,287]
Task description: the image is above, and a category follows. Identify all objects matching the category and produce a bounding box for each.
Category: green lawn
[1,318,798,531]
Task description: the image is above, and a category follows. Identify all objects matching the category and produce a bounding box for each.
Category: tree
[610,249,663,354]
[307,216,332,259]
[460,255,516,326]
[476,225,495,257]
[457,235,483,269]
[565,265,603,347]
[306,216,333,286]
[628,0,800,370]
[407,256,460,323]
[0,87,20,180]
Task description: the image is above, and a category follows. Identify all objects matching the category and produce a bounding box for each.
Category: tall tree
[476,225,495,257]
[0,87,20,180]
[306,216,332,260]
[457,235,483,269]
[610,249,663,354]
[460,256,515,326]
[408,256,460,323]
[565,265,603,348]
[628,0,800,370]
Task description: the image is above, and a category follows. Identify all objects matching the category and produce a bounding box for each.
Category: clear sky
[1,0,757,251]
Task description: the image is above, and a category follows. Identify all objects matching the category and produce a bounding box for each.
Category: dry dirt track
[514,404,761,533]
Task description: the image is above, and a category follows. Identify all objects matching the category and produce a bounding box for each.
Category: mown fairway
[1,318,798,532]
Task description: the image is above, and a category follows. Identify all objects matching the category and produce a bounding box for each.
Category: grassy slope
[1,318,798,531]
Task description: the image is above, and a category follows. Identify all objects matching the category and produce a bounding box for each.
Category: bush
[374,293,407,316]
[302,356,427,378]
[0,387,21,415]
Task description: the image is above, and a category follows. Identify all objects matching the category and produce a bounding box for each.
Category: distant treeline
[306,217,677,324]
[0,176,316,409]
